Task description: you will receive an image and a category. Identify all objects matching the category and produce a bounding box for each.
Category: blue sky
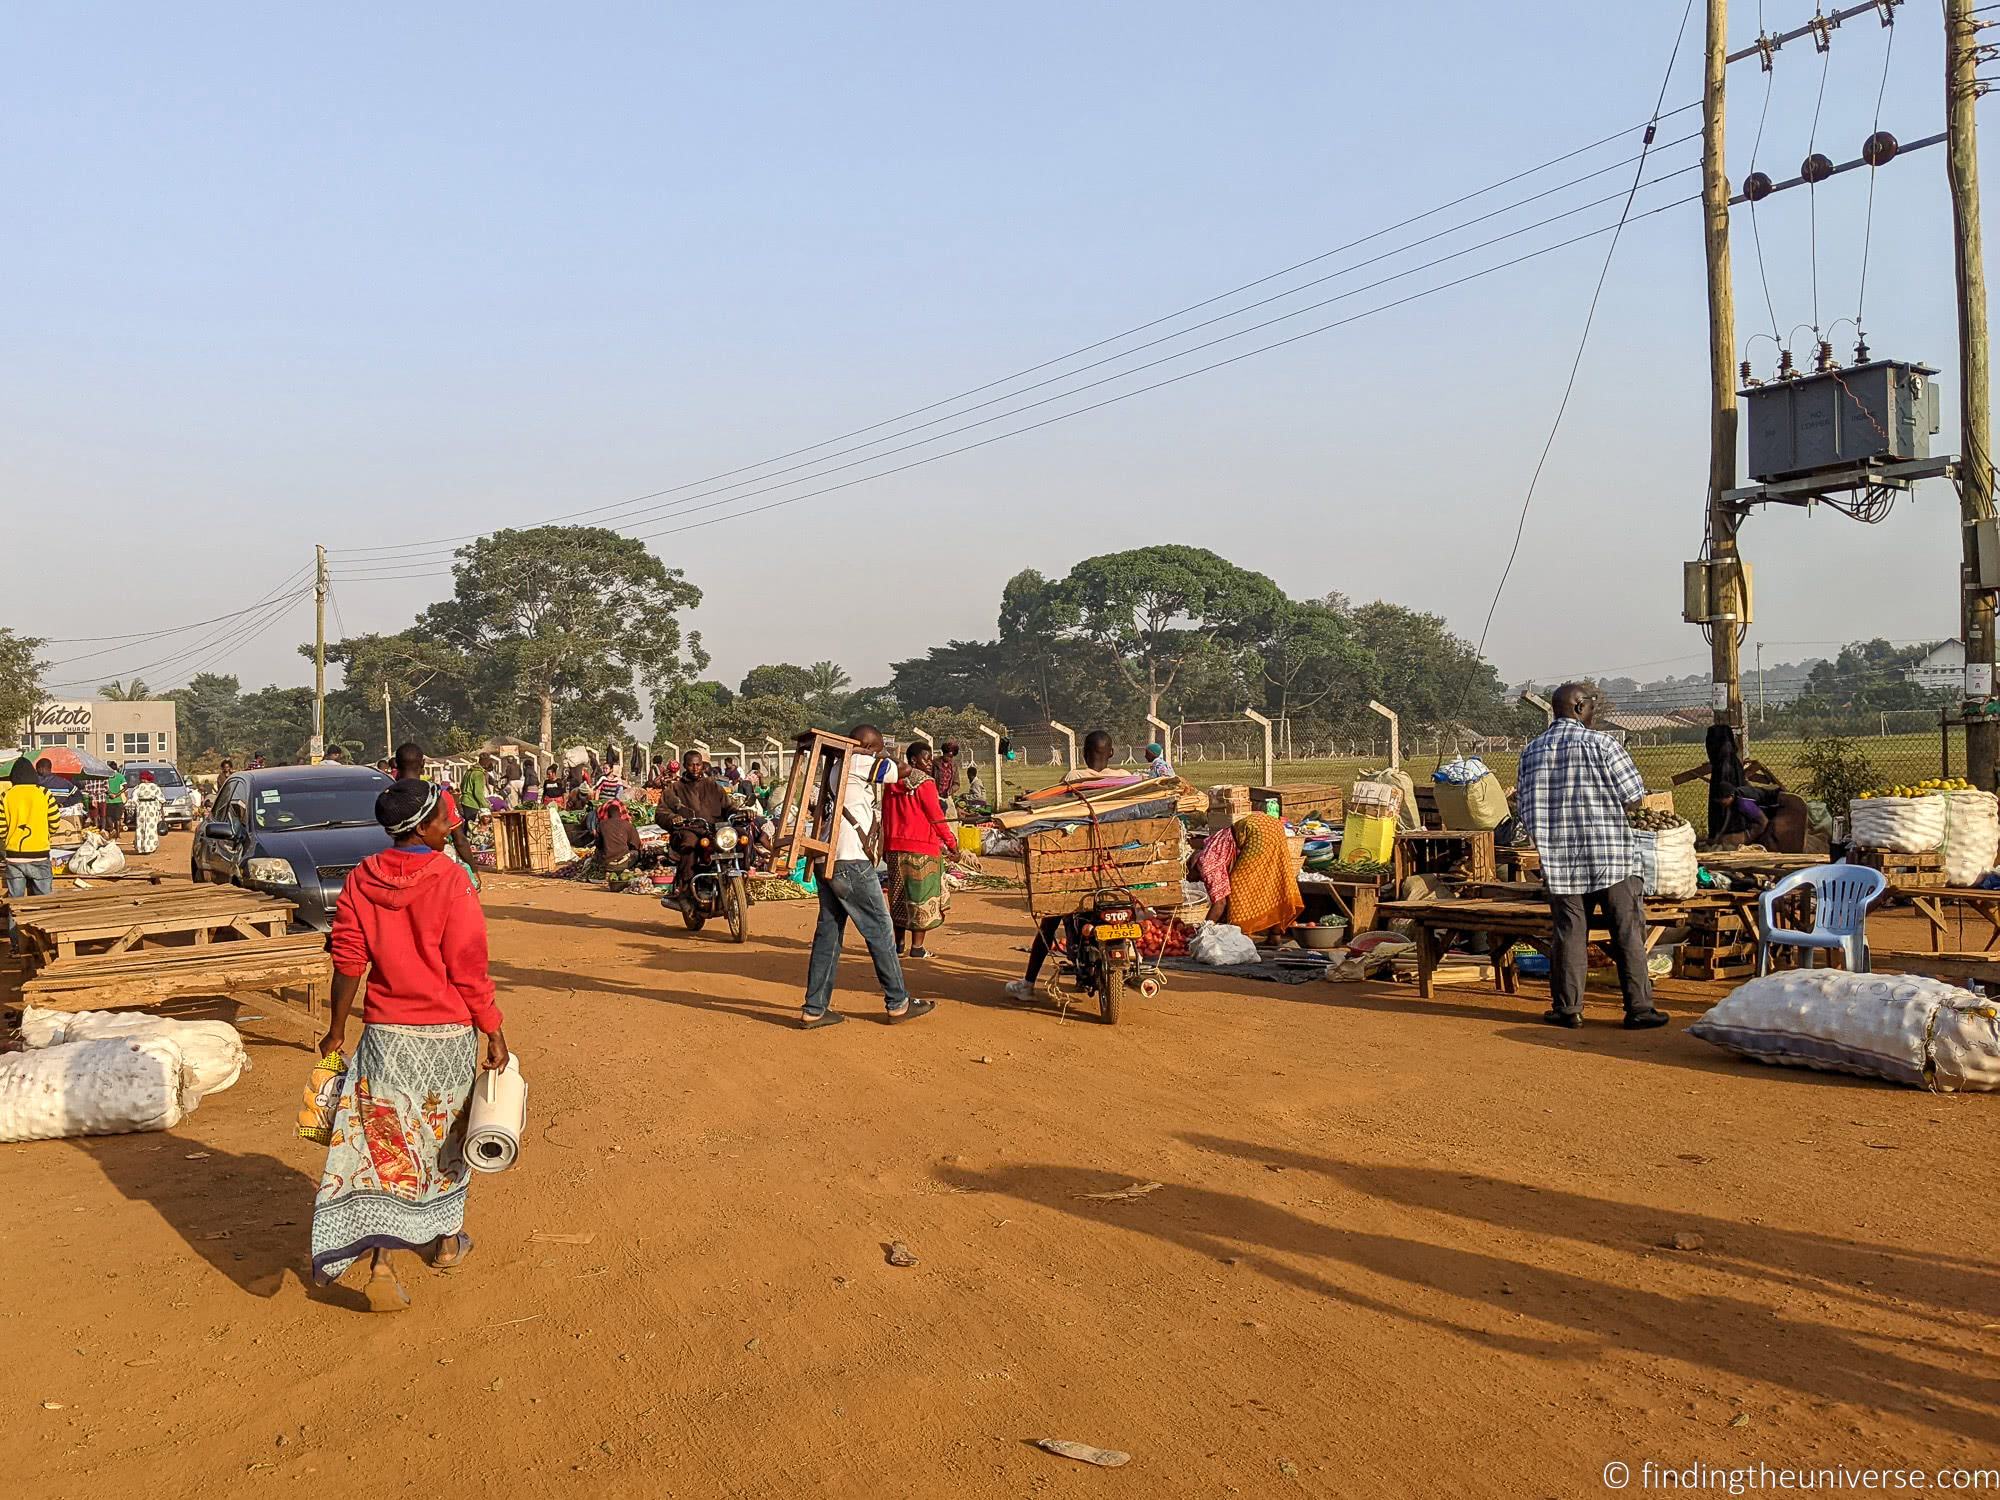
[2,2,1973,709]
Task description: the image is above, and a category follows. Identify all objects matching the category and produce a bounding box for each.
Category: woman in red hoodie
[311,779,509,1310]
[883,742,959,959]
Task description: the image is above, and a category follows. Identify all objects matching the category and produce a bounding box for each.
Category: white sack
[1689,970,2000,1091]
[67,832,127,877]
[20,1006,248,1099]
[1941,790,2000,887]
[1189,922,1261,966]
[1848,795,1947,854]
[1633,823,1698,900]
[0,1037,195,1142]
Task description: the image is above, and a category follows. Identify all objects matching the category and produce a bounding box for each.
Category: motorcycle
[1055,887,1160,1025]
[662,812,758,942]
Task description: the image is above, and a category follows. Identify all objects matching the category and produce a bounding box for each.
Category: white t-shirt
[827,752,898,863]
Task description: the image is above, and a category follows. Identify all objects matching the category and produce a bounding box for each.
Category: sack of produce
[1847,793,1947,853]
[1362,769,1421,831]
[68,831,127,877]
[1940,788,2000,886]
[0,1037,196,1143]
[1433,773,1509,831]
[1628,810,1697,899]
[19,1007,248,1100]
[1689,970,2000,1091]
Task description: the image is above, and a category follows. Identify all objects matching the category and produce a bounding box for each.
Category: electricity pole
[1948,0,1998,788]
[1703,0,1745,732]
[312,544,328,764]
[382,682,394,763]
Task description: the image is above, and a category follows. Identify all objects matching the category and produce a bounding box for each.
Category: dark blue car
[191,765,394,931]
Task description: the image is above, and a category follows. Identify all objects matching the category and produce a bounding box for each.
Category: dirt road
[5,838,1996,1497]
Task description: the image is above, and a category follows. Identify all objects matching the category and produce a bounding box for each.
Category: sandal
[800,1010,846,1031]
[433,1232,475,1272]
[886,998,936,1025]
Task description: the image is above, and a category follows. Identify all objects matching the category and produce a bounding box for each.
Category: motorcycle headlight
[246,857,298,886]
[714,825,739,851]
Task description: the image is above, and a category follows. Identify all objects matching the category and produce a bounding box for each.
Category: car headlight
[713,825,739,851]
[246,858,299,885]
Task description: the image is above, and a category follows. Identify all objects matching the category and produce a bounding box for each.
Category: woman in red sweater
[883,743,959,959]
[311,778,509,1311]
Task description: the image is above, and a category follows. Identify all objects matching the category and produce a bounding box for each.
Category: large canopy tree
[422,526,706,752]
[0,629,47,746]
[1054,546,1284,720]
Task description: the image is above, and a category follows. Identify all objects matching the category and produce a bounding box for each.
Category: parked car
[120,760,201,830]
[191,765,394,931]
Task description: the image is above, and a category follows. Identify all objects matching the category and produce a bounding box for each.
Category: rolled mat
[465,1054,527,1173]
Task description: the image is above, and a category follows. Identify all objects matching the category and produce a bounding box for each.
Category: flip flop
[886,999,936,1025]
[433,1233,475,1272]
[800,1010,846,1030]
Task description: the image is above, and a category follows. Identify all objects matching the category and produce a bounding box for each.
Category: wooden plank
[1025,817,1182,857]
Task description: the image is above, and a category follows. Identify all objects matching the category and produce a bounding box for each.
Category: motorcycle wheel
[680,892,706,932]
[723,875,749,944]
[1099,964,1125,1026]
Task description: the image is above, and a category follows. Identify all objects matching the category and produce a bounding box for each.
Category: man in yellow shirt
[5,758,60,938]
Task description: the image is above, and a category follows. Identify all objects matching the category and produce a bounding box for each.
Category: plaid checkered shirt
[1515,717,1645,896]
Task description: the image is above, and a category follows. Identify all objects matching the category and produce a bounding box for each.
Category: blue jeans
[804,860,909,1016]
[5,857,54,939]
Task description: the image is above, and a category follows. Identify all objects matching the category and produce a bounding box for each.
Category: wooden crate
[1025,816,1184,916]
[1854,848,1945,888]
[1206,785,1255,832]
[492,809,557,874]
[1673,938,1758,982]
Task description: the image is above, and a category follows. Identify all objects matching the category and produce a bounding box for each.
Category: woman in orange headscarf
[1223,812,1303,937]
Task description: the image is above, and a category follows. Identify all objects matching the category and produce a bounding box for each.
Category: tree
[1055,546,1284,719]
[0,629,47,746]
[806,660,852,715]
[97,678,152,701]
[1340,599,1506,733]
[318,631,470,759]
[739,663,815,702]
[1253,601,1372,724]
[422,526,706,752]
[652,679,735,744]
[166,673,243,761]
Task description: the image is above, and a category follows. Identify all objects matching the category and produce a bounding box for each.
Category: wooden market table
[1893,885,2000,952]
[1393,828,1497,889]
[1872,947,2000,992]
[3,884,332,1030]
[1376,892,1754,1000]
[1693,850,1824,883]
[1299,875,1386,934]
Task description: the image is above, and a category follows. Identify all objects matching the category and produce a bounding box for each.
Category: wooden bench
[1871,948,2000,994]
[20,933,334,1029]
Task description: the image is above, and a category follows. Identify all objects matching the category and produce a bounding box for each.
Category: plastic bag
[68,831,127,877]
[297,1051,345,1144]
[1188,922,1260,966]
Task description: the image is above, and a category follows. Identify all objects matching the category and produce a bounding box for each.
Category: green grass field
[990,730,1961,826]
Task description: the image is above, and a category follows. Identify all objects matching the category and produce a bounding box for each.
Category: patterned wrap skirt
[310,1022,478,1285]
[888,851,950,933]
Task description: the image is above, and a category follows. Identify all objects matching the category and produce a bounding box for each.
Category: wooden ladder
[767,729,861,875]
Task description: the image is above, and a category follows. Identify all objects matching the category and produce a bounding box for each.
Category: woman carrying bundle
[311,778,509,1311]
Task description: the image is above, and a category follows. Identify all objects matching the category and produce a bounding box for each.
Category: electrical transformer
[1740,359,1940,483]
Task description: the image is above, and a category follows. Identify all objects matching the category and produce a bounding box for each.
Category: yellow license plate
[1093,922,1142,940]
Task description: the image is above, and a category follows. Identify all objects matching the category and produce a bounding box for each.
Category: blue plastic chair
[1754,862,1887,976]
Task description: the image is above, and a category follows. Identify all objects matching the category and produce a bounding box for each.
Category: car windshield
[251,780,383,832]
[138,767,185,788]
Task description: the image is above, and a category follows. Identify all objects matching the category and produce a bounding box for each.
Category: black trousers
[1548,876,1657,1017]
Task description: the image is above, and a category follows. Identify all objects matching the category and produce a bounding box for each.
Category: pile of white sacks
[0,1009,249,1143]
[1848,789,2000,885]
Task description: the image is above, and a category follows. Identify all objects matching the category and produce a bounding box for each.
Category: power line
[1806,40,1833,333]
[37,568,315,668]
[1856,12,1898,327]
[1471,0,1698,669]
[44,571,316,689]
[328,104,1702,563]
[336,191,1702,579]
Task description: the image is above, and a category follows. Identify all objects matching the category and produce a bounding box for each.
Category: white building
[17,700,178,763]
[1904,640,1965,693]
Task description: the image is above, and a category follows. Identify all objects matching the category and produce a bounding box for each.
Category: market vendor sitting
[596,798,640,875]
[657,749,732,896]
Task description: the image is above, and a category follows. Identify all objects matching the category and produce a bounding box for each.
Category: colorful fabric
[1516,717,1644,896]
[888,851,950,933]
[1197,827,1237,913]
[309,1021,477,1285]
[1225,814,1301,937]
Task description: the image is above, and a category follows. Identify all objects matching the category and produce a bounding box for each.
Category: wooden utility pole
[312,544,328,763]
[1703,0,1744,731]
[1948,0,1998,789]
[382,682,394,763]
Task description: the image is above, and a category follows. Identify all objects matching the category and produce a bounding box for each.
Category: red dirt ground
[3,833,1995,1498]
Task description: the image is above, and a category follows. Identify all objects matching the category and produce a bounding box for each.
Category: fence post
[1046,721,1077,771]
[1944,708,1953,779]
[977,724,1004,806]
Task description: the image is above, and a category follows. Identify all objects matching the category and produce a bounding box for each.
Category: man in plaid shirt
[1516,682,1670,1031]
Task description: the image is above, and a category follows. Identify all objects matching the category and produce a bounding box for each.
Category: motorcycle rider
[658,749,733,910]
